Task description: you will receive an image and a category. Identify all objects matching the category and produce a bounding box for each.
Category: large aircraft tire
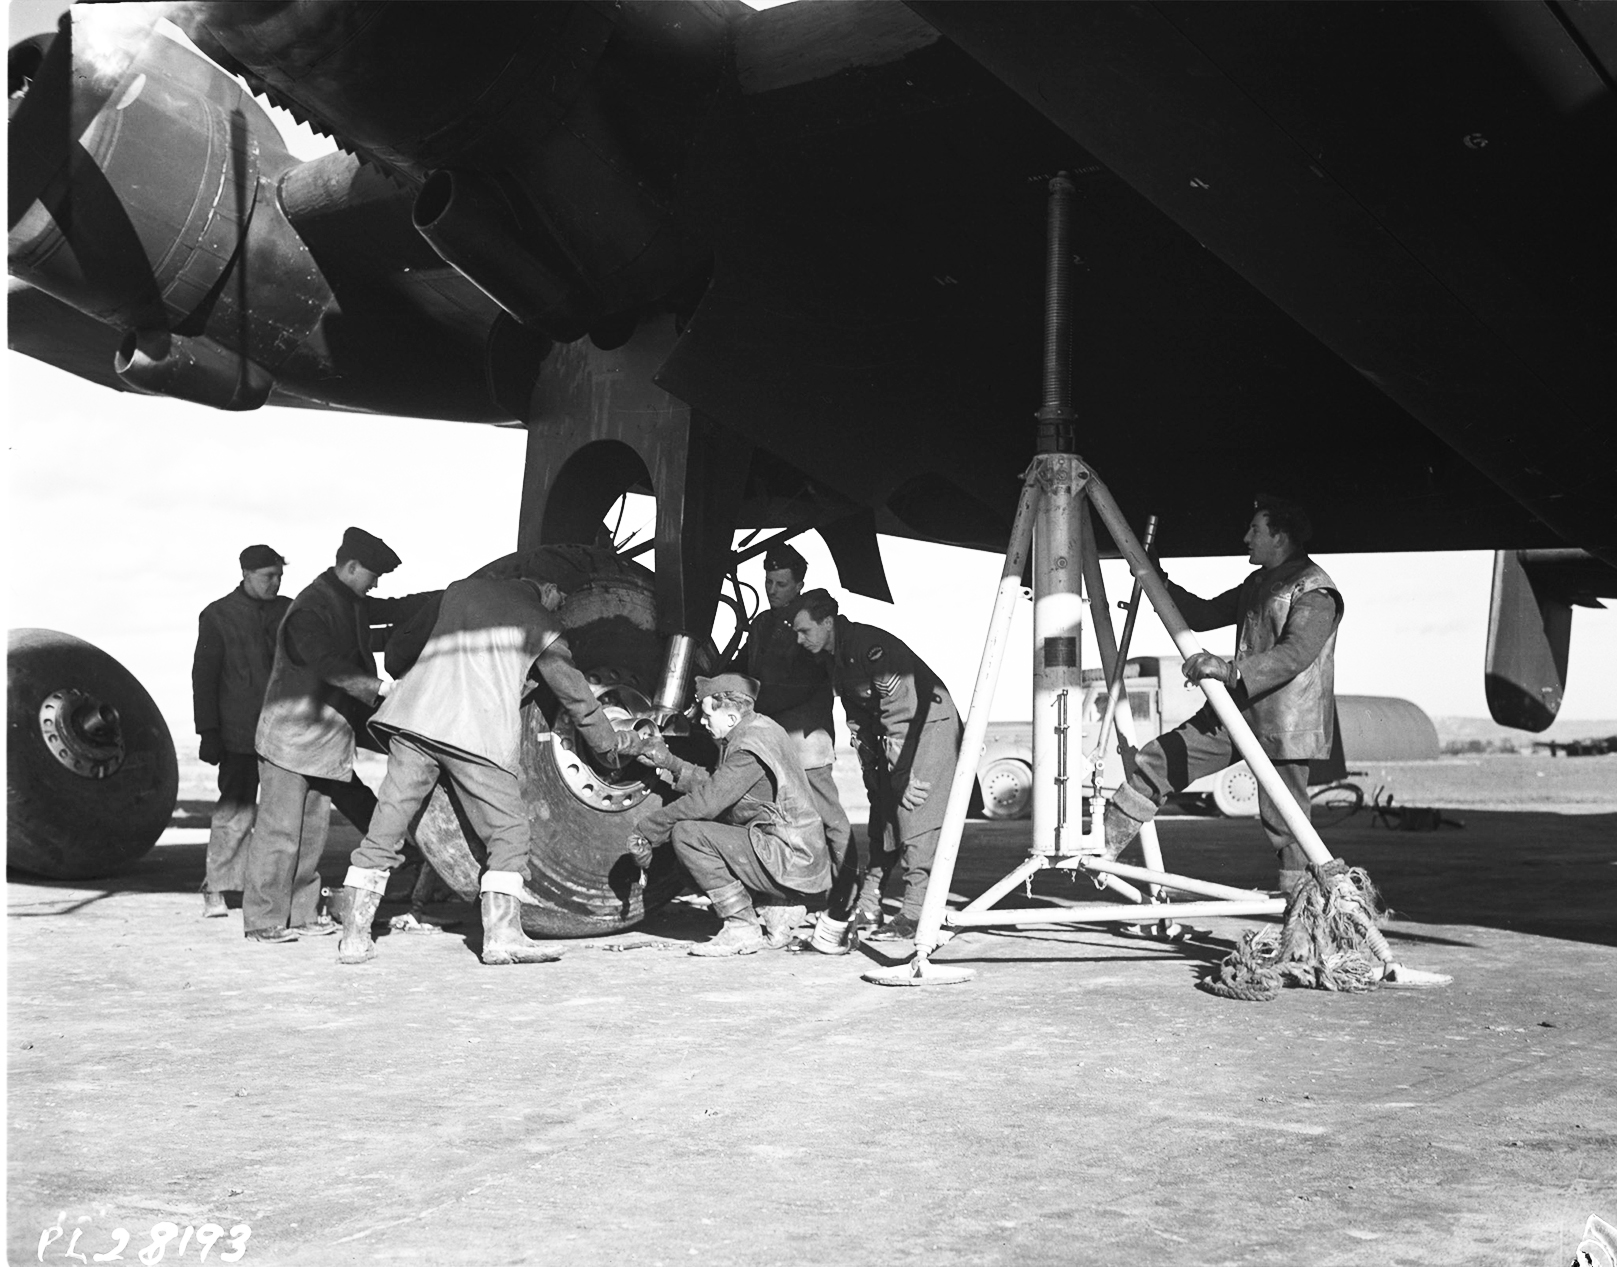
[407,545,703,937]
[7,628,178,879]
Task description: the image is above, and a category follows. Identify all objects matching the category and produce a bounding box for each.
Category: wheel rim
[37,689,125,779]
[980,759,1032,820]
[547,669,655,813]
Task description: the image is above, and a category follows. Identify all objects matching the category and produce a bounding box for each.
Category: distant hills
[1433,716,1617,746]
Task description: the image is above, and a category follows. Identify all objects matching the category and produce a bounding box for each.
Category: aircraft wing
[8,1,1615,566]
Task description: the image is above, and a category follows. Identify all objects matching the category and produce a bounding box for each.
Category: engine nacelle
[114,328,273,411]
[8,9,270,334]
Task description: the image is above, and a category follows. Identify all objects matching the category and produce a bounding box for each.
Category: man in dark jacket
[337,574,641,966]
[790,590,961,944]
[629,674,831,957]
[730,543,853,907]
[244,527,433,943]
[1103,495,1343,893]
[191,544,291,917]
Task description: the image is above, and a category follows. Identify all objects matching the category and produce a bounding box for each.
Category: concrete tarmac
[8,808,1615,1266]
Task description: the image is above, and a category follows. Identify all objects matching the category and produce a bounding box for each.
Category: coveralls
[191,583,289,897]
[636,710,830,905]
[1111,556,1343,878]
[822,616,961,922]
[735,604,854,897]
[349,577,621,882]
[247,569,431,934]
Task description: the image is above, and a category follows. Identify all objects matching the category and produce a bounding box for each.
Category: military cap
[239,543,285,570]
[694,673,761,702]
[762,541,807,578]
[338,526,401,574]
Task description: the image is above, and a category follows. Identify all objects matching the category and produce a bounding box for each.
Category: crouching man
[629,675,831,957]
[336,575,641,966]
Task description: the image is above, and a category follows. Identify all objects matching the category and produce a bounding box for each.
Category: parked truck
[974,656,1439,820]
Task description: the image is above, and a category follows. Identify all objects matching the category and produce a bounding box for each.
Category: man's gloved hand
[623,725,674,769]
[626,831,654,872]
[899,777,932,811]
[1182,651,1239,688]
[198,730,223,766]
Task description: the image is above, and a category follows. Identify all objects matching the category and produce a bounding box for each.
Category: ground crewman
[1103,495,1343,894]
[629,674,831,956]
[337,574,643,966]
[788,590,961,943]
[246,527,433,943]
[191,543,291,917]
[730,542,854,909]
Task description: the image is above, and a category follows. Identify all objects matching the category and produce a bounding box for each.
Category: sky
[8,0,1614,747]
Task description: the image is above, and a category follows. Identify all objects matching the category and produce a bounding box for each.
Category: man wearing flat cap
[336,572,645,966]
[628,674,830,956]
[191,544,291,917]
[245,527,434,943]
[730,542,854,906]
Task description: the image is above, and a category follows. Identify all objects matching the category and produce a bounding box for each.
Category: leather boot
[337,887,382,964]
[1102,801,1143,861]
[849,871,885,935]
[479,892,562,965]
[758,902,807,949]
[690,881,765,957]
[201,887,227,918]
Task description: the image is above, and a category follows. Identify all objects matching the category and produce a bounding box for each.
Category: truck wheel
[7,628,178,878]
[1211,762,1261,818]
[409,545,705,937]
[978,757,1033,821]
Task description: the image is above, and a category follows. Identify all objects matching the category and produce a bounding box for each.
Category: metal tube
[1083,469,1334,868]
[1036,173,1078,454]
[1061,856,1273,903]
[651,633,698,716]
[1077,527,1166,883]
[947,898,1286,928]
[959,852,1049,915]
[912,469,1041,959]
[1093,514,1158,779]
[1032,455,1086,856]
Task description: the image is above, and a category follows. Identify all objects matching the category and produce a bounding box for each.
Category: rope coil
[1199,865,1389,1002]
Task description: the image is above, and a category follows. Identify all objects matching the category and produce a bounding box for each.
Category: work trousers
[862,720,959,920]
[671,820,818,906]
[1114,705,1312,874]
[351,735,529,877]
[806,764,855,906]
[204,752,259,894]
[244,759,377,934]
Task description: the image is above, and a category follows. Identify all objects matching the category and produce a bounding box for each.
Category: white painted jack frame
[863,462,1445,987]
[863,175,1447,989]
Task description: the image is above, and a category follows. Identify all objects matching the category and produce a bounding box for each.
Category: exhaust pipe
[413,170,588,340]
[114,329,272,411]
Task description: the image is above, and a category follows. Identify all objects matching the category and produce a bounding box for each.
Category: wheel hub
[548,668,656,813]
[38,689,125,779]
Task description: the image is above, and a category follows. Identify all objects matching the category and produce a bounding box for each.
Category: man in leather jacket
[628,675,831,957]
[1104,495,1343,893]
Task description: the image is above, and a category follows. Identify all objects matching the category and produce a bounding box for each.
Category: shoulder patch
[866,644,884,662]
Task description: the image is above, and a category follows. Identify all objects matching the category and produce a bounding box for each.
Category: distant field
[1346,752,1617,813]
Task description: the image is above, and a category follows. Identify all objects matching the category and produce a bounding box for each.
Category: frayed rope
[1199,862,1391,1002]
